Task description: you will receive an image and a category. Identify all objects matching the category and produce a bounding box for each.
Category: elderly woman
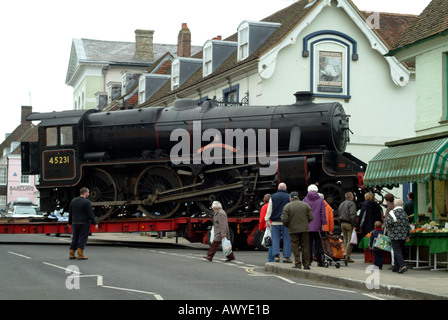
[385,199,411,273]
[204,201,236,262]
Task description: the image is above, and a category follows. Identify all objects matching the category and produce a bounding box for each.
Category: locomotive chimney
[294,91,314,105]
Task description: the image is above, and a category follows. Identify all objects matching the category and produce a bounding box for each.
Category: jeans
[271,224,291,258]
[70,224,91,250]
[268,246,275,262]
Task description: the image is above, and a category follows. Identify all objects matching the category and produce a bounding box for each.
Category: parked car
[7,205,43,218]
[6,198,38,212]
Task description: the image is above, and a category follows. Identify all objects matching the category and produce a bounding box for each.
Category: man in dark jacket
[265,182,292,263]
[282,192,313,269]
[338,192,357,263]
[69,187,97,260]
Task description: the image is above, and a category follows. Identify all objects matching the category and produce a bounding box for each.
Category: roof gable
[258,0,412,86]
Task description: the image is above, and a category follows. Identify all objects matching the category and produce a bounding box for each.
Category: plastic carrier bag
[262,227,272,247]
[222,237,232,256]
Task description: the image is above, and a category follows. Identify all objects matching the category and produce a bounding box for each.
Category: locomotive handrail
[86,109,334,128]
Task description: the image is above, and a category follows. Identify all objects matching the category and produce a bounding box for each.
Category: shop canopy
[364,137,448,186]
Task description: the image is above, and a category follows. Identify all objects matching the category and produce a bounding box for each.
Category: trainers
[347,258,355,263]
[283,258,292,263]
[274,255,280,262]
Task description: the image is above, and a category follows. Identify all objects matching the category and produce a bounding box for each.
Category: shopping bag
[350,230,358,245]
[209,226,214,244]
[374,234,391,252]
[222,237,233,256]
[262,227,272,247]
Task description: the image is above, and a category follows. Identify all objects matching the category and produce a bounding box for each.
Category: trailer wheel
[253,229,269,251]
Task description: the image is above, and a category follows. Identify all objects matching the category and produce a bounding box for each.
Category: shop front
[363,133,448,270]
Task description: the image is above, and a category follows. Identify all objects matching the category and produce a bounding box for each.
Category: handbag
[262,227,272,247]
[374,233,391,252]
[222,237,233,256]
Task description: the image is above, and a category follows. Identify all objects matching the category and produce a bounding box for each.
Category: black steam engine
[21,92,366,220]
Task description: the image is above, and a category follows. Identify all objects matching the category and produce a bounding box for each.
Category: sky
[0,0,431,141]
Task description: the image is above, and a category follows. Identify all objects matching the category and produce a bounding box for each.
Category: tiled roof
[392,0,448,50]
[77,39,202,64]
[139,0,417,107]
[79,39,175,63]
[359,11,417,49]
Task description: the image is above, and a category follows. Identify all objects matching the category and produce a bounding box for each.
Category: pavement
[88,232,448,300]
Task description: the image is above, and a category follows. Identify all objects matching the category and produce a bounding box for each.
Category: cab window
[60,126,73,145]
[45,126,73,146]
[46,128,57,146]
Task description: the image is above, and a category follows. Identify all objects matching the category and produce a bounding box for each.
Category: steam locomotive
[21,91,366,220]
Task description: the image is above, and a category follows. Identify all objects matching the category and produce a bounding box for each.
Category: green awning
[364,138,448,186]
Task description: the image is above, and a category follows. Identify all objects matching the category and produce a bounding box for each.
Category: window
[0,196,6,209]
[45,127,73,146]
[445,53,448,121]
[203,43,213,77]
[0,167,7,185]
[46,128,58,146]
[20,174,29,184]
[139,75,146,104]
[238,24,249,61]
[172,60,180,90]
[60,126,73,145]
[223,84,240,103]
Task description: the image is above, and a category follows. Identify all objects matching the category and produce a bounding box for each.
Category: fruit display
[411,220,448,233]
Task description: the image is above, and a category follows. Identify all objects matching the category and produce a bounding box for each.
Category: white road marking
[8,251,32,259]
[40,260,163,300]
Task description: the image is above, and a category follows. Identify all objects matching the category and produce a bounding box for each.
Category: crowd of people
[66,183,412,274]
[257,182,413,273]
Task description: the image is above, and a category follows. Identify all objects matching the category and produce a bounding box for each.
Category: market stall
[362,134,448,270]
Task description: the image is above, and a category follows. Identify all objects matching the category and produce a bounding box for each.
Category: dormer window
[172,60,180,90]
[139,74,171,104]
[171,58,202,91]
[237,21,280,62]
[238,23,249,61]
[202,40,237,77]
[203,43,213,76]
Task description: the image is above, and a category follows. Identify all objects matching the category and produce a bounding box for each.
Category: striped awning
[364,138,448,186]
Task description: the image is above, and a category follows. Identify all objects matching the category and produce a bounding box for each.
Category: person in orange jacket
[319,193,334,234]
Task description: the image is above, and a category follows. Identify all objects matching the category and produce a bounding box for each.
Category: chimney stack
[21,106,32,123]
[177,23,191,57]
[134,29,154,61]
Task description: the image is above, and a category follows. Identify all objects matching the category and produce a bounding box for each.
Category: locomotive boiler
[21,91,366,220]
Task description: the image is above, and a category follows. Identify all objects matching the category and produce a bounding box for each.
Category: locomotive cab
[21,109,96,211]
